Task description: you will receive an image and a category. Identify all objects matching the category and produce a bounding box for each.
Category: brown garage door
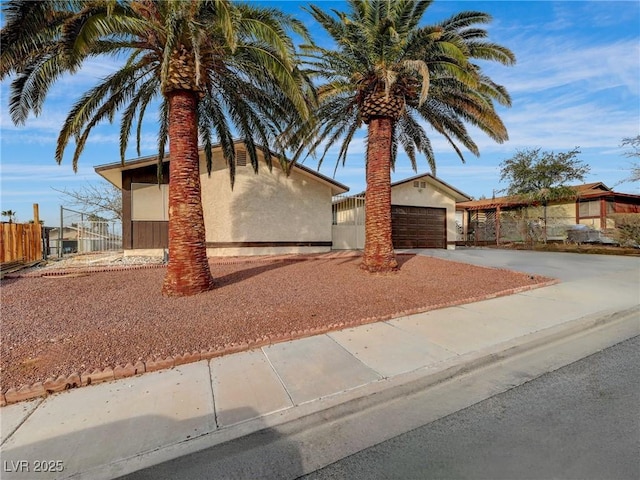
[391,205,446,249]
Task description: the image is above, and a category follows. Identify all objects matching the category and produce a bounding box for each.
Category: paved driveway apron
[412,247,640,282]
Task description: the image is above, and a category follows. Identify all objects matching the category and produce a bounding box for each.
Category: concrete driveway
[412,247,640,282]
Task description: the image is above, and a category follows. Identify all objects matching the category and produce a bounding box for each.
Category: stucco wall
[332,224,365,250]
[579,218,603,229]
[332,178,460,250]
[124,248,164,257]
[206,246,328,256]
[391,180,458,249]
[199,147,334,254]
[544,203,575,221]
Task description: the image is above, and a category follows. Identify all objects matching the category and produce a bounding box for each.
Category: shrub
[610,213,640,246]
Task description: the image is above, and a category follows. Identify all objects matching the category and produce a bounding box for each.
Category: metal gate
[50,207,122,257]
[332,195,365,250]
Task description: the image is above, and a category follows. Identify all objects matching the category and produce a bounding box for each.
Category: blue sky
[1,1,639,227]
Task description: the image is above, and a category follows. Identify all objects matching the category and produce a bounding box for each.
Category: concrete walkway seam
[260,346,296,407]
[0,397,44,448]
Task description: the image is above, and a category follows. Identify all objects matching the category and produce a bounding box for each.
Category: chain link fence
[49,207,122,258]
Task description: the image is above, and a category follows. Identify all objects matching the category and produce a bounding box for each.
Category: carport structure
[456,182,640,245]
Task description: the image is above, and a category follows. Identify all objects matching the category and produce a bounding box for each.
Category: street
[302,336,640,480]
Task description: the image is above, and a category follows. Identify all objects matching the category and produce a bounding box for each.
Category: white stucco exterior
[96,144,473,256]
[390,177,461,249]
[99,141,348,257]
[331,174,471,250]
[200,145,344,256]
[200,147,336,255]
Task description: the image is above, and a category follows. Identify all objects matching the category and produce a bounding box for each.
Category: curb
[86,305,640,480]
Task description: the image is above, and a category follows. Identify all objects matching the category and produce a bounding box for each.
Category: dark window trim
[206,241,332,248]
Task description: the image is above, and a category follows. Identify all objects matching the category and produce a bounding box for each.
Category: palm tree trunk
[162,91,215,296]
[361,117,398,273]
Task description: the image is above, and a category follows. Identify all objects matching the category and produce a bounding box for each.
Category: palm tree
[1,210,17,223]
[1,0,311,296]
[293,0,515,272]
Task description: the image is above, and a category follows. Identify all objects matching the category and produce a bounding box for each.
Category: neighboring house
[95,140,349,257]
[49,225,120,254]
[48,226,80,254]
[456,182,640,244]
[332,174,472,250]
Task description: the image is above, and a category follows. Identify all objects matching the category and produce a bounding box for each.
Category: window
[131,183,169,221]
[606,200,615,214]
[578,200,600,218]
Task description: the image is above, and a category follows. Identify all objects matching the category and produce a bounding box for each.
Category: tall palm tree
[293,0,515,272]
[1,0,312,296]
[1,210,17,223]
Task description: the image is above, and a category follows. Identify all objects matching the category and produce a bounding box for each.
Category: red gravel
[0,253,554,392]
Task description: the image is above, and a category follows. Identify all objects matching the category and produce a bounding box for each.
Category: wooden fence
[0,222,43,263]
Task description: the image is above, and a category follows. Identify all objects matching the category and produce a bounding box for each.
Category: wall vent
[236,151,247,166]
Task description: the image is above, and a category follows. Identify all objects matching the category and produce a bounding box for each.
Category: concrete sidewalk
[1,250,639,480]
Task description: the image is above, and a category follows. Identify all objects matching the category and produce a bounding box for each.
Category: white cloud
[494,102,637,152]
[491,39,637,96]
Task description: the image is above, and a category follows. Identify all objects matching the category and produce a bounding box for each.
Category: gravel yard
[0,253,554,393]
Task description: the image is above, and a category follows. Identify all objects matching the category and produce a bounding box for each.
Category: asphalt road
[301,336,640,480]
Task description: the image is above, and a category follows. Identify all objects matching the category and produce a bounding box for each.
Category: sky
[1,0,639,227]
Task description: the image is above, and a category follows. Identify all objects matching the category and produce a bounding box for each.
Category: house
[96,140,473,256]
[332,173,472,250]
[95,140,349,257]
[456,182,640,244]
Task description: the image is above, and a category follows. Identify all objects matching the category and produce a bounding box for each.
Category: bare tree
[54,182,122,220]
[620,135,640,184]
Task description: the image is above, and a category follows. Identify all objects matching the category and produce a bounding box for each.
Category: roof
[390,173,472,202]
[457,182,640,210]
[337,172,472,203]
[94,139,349,196]
[573,182,610,193]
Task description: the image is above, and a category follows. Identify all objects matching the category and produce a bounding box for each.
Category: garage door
[391,205,446,249]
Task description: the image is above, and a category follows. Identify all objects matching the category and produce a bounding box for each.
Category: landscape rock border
[0,250,558,406]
